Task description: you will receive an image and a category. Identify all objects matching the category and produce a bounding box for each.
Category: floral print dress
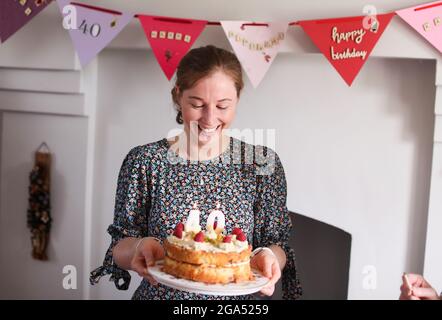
[90,137,302,300]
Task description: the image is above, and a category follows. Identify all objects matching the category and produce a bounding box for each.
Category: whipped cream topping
[172,206,249,253]
[167,231,248,253]
[205,229,218,240]
[184,224,201,234]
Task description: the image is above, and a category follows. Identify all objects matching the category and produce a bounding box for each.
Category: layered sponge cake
[162,220,254,284]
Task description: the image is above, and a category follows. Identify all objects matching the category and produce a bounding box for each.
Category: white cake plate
[149,260,270,296]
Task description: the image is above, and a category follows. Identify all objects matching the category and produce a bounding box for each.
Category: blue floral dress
[90,137,302,300]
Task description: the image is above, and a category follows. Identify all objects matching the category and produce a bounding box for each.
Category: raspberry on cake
[162,205,254,284]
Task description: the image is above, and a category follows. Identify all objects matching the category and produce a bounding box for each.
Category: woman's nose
[201,105,217,124]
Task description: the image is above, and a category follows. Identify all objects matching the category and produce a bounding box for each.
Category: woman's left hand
[250,249,281,296]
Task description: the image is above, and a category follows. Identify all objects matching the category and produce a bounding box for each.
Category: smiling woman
[171,45,244,124]
[90,45,302,300]
[169,46,244,160]
[176,71,238,149]
[170,46,243,157]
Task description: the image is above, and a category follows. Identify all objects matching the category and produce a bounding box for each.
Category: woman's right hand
[130,237,165,286]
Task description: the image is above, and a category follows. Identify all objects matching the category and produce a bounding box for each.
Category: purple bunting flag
[56,0,133,67]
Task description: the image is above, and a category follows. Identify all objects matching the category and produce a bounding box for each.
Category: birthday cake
[162,205,254,284]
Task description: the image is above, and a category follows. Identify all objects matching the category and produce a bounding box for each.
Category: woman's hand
[399,273,440,300]
[250,249,281,296]
[130,237,165,286]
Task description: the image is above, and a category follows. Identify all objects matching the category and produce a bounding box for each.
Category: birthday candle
[206,202,225,233]
[185,203,201,233]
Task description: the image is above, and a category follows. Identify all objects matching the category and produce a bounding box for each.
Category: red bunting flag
[299,13,395,86]
[138,15,208,80]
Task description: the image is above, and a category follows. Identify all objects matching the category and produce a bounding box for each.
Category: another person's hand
[250,249,281,296]
[400,273,440,300]
[131,237,165,286]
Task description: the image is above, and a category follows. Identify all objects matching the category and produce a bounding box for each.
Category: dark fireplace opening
[271,212,352,300]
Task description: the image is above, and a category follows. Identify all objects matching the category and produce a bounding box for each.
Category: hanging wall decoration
[27,142,52,261]
[56,0,133,67]
[1,1,442,86]
[221,21,289,88]
[138,14,208,80]
[1,0,53,43]
[298,13,395,86]
[396,1,442,54]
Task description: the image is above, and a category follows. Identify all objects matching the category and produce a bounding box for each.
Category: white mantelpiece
[424,58,442,290]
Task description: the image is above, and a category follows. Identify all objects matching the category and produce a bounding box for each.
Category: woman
[90,45,302,300]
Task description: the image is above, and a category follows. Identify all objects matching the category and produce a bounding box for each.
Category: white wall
[0,0,440,300]
[0,112,88,299]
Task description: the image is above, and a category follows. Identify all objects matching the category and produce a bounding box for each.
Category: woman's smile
[198,124,222,142]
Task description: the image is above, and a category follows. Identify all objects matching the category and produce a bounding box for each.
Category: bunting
[396,1,442,54]
[221,21,288,88]
[56,0,133,67]
[0,1,441,87]
[1,0,53,43]
[298,13,395,86]
[138,15,207,80]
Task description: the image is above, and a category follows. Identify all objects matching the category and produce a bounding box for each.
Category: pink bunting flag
[138,15,208,80]
[221,21,288,88]
[1,0,53,43]
[56,0,133,67]
[396,1,442,54]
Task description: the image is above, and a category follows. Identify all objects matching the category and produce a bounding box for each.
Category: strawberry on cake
[162,205,254,284]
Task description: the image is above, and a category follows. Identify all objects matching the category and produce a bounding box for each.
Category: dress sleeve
[253,148,302,300]
[90,146,150,290]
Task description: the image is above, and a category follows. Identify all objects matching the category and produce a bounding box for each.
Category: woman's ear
[175,86,182,109]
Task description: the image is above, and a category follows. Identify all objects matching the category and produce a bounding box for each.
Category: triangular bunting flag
[138,15,208,80]
[1,0,53,43]
[396,1,442,54]
[221,21,288,88]
[0,1,4,42]
[299,13,395,86]
[56,0,133,67]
